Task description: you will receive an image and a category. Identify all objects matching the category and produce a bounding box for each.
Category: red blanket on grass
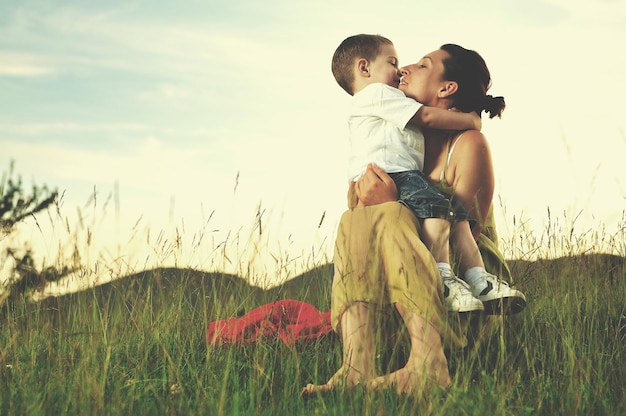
[207,300,332,346]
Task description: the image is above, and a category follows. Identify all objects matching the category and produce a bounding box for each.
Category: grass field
[1,247,624,415]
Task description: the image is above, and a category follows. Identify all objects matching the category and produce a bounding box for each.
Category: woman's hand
[349,163,398,208]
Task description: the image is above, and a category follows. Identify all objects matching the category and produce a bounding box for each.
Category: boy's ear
[438,81,458,98]
[356,58,370,77]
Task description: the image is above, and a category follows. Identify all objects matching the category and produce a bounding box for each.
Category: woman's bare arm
[448,131,495,239]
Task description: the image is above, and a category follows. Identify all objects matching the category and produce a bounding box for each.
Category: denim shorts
[389,170,471,224]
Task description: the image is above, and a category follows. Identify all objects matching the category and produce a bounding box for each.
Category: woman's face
[399,49,449,106]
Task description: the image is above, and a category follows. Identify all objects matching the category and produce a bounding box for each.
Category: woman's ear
[438,81,458,98]
[356,58,370,77]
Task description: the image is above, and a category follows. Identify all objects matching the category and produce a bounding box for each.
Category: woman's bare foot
[366,347,451,395]
[301,382,332,396]
[385,304,452,394]
[367,367,426,395]
[301,365,362,396]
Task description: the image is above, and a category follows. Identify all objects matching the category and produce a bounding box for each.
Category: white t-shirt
[347,83,425,181]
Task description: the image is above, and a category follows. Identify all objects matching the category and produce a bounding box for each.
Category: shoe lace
[484,273,511,288]
[443,276,472,292]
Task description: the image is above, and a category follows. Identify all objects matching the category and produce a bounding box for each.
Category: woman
[302,44,514,395]
[356,44,518,294]
[398,44,512,282]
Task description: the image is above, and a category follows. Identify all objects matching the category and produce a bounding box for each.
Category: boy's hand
[468,111,482,131]
[448,107,481,131]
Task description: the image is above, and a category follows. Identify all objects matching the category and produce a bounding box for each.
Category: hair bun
[483,94,505,119]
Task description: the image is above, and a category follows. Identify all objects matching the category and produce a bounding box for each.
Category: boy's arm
[409,106,481,131]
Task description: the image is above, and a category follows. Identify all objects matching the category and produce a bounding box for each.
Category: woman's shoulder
[455,129,487,142]
[452,130,490,154]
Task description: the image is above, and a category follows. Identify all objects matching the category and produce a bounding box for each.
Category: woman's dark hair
[440,44,505,118]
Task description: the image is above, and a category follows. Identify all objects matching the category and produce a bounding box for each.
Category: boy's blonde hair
[331,34,393,95]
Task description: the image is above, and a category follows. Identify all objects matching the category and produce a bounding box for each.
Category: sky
[1,0,625,293]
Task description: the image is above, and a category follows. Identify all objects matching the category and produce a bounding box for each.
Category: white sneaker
[442,275,484,313]
[471,272,527,315]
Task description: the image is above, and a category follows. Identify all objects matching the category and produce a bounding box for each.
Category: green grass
[1,251,624,415]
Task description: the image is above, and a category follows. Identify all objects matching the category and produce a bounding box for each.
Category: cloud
[0,121,148,136]
[0,63,54,77]
[547,0,626,25]
[0,51,56,76]
[137,84,192,106]
[0,4,311,82]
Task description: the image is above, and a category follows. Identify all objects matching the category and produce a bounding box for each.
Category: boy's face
[365,44,402,88]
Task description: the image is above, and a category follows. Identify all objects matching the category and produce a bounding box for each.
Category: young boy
[332,34,525,313]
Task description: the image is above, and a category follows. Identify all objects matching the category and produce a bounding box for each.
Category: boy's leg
[367,303,451,394]
[423,217,483,313]
[420,217,451,264]
[393,171,453,265]
[393,172,481,313]
[451,220,527,314]
[450,220,485,273]
[302,301,376,395]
